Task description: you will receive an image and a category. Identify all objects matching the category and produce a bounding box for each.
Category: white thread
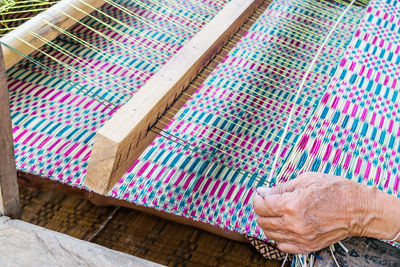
[87,206,120,242]
[330,244,340,267]
[309,253,315,267]
[281,253,288,267]
[337,241,349,253]
[390,231,400,242]
[267,0,357,183]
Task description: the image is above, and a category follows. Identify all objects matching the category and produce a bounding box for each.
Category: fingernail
[256,187,270,197]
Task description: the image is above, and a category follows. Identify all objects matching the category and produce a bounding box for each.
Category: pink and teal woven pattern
[277,0,400,246]
[280,0,400,198]
[7,0,228,185]
[108,0,365,239]
[7,0,370,241]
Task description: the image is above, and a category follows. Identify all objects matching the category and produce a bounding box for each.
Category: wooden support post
[0,46,21,219]
[85,0,262,194]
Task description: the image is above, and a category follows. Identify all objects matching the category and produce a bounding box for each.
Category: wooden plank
[0,216,165,266]
[0,0,105,70]
[85,0,263,194]
[0,46,21,219]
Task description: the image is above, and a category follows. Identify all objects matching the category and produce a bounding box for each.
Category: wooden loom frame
[0,46,21,219]
[0,0,105,219]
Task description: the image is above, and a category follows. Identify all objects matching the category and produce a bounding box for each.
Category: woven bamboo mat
[19,186,281,267]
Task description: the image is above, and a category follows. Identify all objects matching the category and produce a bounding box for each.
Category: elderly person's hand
[253,172,400,254]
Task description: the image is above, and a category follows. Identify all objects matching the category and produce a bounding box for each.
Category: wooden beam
[85,0,263,194]
[0,0,105,70]
[0,46,21,219]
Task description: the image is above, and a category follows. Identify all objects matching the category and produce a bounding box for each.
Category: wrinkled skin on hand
[253,172,400,254]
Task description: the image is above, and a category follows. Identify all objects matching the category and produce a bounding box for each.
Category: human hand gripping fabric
[253,172,400,254]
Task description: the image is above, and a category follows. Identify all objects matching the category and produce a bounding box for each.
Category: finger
[253,194,284,217]
[256,216,284,232]
[262,228,303,244]
[277,242,312,254]
[263,231,294,243]
[276,173,321,192]
[257,172,323,197]
[256,179,307,197]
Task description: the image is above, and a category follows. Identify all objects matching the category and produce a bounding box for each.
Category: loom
[1,0,263,194]
[1,0,399,260]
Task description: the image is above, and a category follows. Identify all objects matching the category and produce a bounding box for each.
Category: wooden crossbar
[85,0,263,194]
[0,0,105,70]
[0,46,21,219]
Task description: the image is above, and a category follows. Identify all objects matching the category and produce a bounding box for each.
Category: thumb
[256,182,296,197]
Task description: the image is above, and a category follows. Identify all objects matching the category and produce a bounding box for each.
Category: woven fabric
[278,0,400,248]
[7,0,226,185]
[109,0,364,239]
[7,0,368,246]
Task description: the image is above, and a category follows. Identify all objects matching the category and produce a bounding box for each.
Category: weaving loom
[1,0,399,260]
